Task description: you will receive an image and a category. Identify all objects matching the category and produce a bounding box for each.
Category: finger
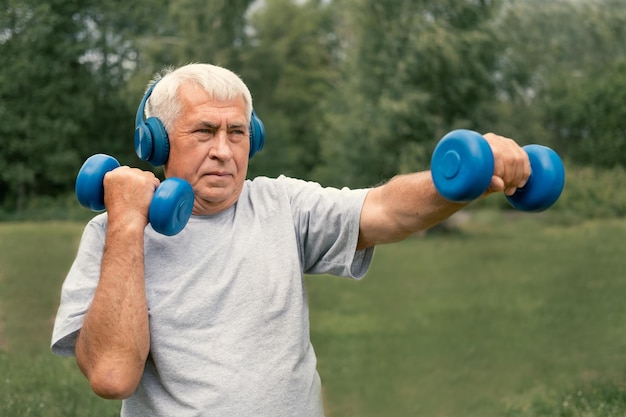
[504,185,517,196]
[505,144,531,195]
[144,172,161,190]
[499,137,520,186]
[483,133,503,179]
[487,176,505,194]
[485,133,530,193]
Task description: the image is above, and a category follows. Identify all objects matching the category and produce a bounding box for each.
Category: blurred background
[1,0,626,416]
[0,0,625,217]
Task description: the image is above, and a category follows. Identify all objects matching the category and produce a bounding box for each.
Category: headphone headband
[135,82,158,133]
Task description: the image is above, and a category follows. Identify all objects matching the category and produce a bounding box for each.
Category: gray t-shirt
[51,175,374,417]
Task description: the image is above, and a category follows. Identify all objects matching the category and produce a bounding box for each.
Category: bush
[466,163,626,223]
[0,193,93,222]
[1,164,625,223]
[556,164,626,220]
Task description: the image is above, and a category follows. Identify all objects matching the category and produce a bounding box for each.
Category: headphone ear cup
[134,117,169,166]
[134,80,169,166]
[249,110,265,159]
[144,117,169,166]
[134,121,154,162]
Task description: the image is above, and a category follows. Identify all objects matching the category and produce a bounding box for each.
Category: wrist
[106,213,148,237]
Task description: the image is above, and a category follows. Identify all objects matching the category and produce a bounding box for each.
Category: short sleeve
[50,216,107,356]
[278,176,375,278]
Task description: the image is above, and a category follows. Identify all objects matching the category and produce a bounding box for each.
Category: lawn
[309,212,626,416]
[1,212,626,416]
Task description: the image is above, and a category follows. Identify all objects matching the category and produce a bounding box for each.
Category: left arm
[357,133,530,249]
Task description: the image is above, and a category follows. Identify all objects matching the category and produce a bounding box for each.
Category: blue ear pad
[134,81,170,166]
[134,117,169,166]
[249,109,265,158]
[134,122,153,161]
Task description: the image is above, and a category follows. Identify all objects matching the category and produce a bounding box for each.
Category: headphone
[134,80,265,166]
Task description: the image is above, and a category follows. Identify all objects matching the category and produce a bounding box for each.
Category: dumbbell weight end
[75,154,121,211]
[149,178,194,236]
[431,129,494,202]
[506,145,565,212]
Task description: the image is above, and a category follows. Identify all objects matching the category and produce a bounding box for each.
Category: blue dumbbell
[431,129,565,212]
[75,154,194,236]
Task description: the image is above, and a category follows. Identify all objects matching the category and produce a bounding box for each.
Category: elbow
[87,371,139,400]
[77,358,141,400]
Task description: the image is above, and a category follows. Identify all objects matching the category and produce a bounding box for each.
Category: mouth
[203,171,232,180]
[210,171,230,176]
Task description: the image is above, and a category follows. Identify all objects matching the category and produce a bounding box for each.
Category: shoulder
[247,175,318,190]
[246,175,369,213]
[80,212,108,243]
[245,175,323,201]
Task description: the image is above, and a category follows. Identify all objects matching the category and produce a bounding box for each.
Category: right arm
[75,167,159,399]
[357,133,530,249]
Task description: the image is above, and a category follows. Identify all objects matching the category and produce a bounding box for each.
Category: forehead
[177,82,246,116]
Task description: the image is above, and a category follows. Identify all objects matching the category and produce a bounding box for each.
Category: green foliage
[152,0,254,67]
[0,193,94,222]
[544,59,626,167]
[556,164,626,219]
[468,164,626,222]
[313,0,504,187]
[0,0,96,210]
[1,0,626,218]
[241,0,339,179]
[488,0,626,161]
[0,0,155,212]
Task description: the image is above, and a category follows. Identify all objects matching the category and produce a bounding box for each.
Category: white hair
[145,63,253,132]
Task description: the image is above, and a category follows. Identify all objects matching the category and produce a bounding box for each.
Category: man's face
[164,82,250,215]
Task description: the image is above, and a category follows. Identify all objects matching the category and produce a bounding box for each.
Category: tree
[313,0,503,188]
[77,0,169,162]
[490,0,626,160]
[129,0,255,79]
[240,0,340,179]
[544,59,626,168]
[0,0,96,211]
[0,0,164,211]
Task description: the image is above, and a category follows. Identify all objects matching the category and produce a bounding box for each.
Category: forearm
[76,221,150,399]
[358,171,466,248]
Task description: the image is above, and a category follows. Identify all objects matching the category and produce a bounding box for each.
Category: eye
[193,128,215,140]
[228,127,247,142]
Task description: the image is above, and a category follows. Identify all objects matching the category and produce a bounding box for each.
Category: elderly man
[52,63,529,417]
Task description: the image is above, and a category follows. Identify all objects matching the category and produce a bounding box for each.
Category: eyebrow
[227,122,247,130]
[196,121,247,130]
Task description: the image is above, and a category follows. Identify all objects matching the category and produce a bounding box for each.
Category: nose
[208,131,233,161]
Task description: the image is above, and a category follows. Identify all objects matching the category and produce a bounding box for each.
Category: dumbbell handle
[431,129,565,212]
[75,154,194,236]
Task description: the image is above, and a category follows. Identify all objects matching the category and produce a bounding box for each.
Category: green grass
[0,222,121,416]
[0,222,84,354]
[307,212,626,417]
[1,213,626,416]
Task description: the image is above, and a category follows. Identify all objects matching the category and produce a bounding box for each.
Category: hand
[482,133,531,196]
[103,167,161,227]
